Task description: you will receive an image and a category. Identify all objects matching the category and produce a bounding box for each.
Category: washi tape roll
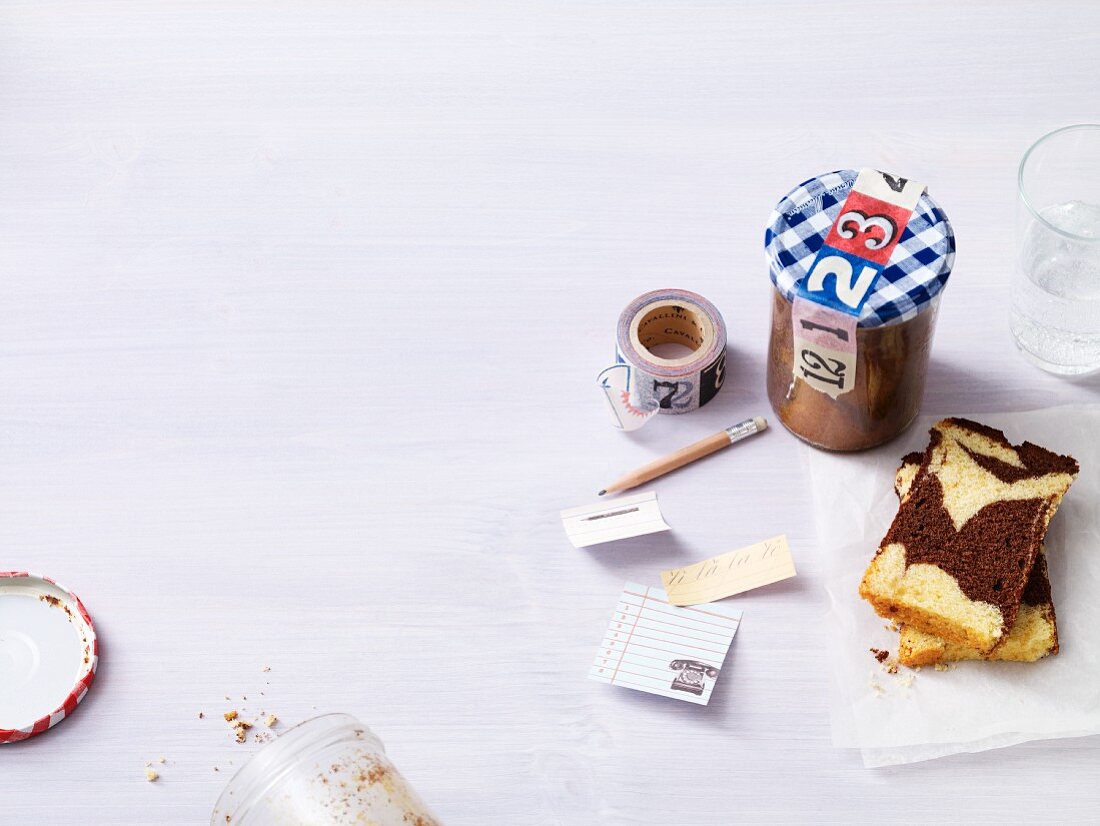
[598,289,727,431]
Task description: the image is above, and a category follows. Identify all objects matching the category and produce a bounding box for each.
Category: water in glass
[1011,200,1100,375]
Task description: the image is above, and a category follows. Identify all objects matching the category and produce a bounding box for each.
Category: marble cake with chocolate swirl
[859,419,1078,654]
[891,453,1060,666]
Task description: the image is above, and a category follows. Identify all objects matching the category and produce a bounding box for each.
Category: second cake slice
[891,453,1059,666]
[859,418,1077,653]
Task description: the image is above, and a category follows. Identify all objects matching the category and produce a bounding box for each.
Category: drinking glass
[1011,124,1100,375]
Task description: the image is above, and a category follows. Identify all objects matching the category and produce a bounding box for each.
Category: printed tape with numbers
[598,289,727,431]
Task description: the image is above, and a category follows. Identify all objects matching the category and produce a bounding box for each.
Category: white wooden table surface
[2,2,1100,823]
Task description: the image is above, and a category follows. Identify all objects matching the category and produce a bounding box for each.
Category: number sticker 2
[805,253,880,313]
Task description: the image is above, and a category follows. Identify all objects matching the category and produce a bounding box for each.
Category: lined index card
[588,582,742,705]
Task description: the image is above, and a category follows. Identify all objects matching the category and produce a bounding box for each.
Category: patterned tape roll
[598,290,727,431]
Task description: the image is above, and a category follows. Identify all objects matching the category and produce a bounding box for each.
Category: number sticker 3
[835,209,896,250]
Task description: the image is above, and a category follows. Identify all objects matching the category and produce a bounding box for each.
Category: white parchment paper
[809,406,1100,767]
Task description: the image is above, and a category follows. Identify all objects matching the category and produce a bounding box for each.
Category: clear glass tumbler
[1011,124,1100,375]
[211,714,442,825]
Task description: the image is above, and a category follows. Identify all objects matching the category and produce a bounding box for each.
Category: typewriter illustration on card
[669,659,719,696]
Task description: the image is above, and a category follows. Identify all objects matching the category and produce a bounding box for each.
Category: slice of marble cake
[891,453,1059,666]
[859,419,1077,653]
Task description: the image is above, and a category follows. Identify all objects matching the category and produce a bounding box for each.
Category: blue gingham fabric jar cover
[764,169,955,328]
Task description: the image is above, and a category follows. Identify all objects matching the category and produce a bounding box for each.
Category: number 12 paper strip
[792,169,925,398]
[588,582,742,705]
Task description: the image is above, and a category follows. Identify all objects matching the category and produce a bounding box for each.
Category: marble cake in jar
[764,169,955,451]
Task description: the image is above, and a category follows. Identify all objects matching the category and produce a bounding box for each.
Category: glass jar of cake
[211,714,441,825]
[764,169,955,451]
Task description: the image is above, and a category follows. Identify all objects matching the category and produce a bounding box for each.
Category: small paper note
[560,492,670,549]
[588,582,742,705]
[660,534,796,606]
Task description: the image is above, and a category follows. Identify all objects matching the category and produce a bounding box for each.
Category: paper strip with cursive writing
[660,534,796,606]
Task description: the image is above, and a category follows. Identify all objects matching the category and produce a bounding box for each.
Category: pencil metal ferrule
[724,418,760,444]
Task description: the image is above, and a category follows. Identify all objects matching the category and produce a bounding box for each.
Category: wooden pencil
[598,417,767,495]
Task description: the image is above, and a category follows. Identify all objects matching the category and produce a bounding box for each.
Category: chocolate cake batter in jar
[764,170,956,451]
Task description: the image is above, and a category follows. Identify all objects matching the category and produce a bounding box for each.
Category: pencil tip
[597,489,606,496]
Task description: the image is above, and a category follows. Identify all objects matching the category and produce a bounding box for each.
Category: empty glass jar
[212,714,441,825]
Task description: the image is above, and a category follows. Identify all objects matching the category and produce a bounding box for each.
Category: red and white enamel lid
[0,572,98,743]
